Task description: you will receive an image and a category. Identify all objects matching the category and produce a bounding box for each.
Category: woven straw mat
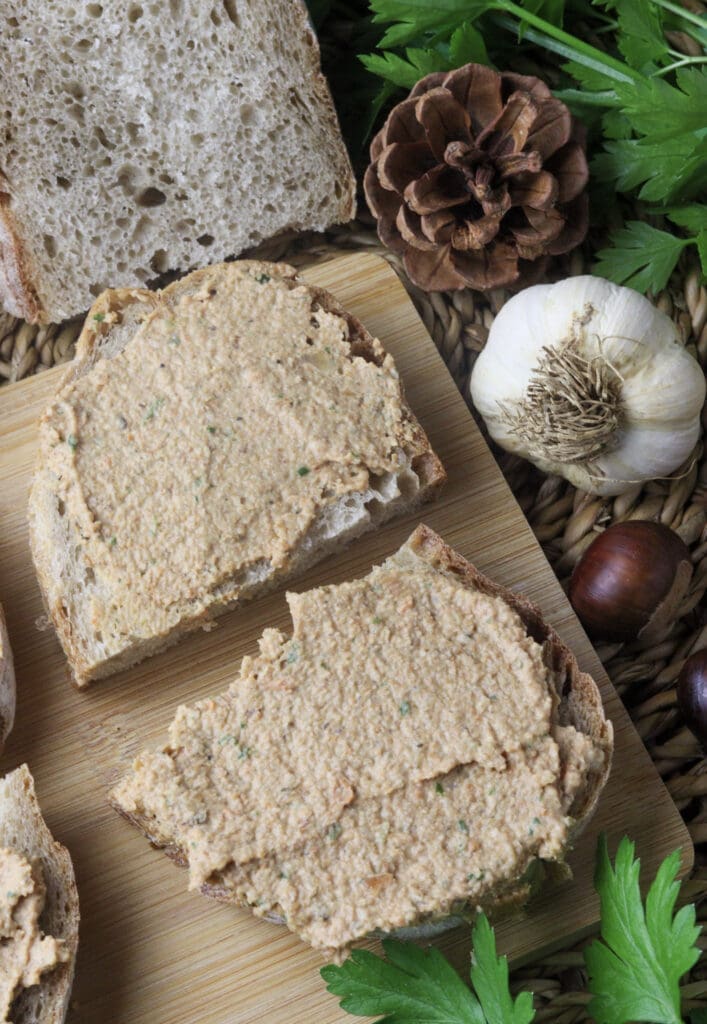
[3,219,707,1021]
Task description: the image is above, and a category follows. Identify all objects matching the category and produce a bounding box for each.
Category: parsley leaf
[664,205,707,235]
[614,70,707,145]
[361,46,449,88]
[594,222,690,293]
[322,940,486,1023]
[321,913,534,1024]
[449,21,490,67]
[593,135,707,203]
[585,835,700,1024]
[605,0,669,71]
[470,915,535,1024]
[370,0,489,49]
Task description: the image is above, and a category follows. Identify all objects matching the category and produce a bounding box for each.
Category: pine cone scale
[526,99,573,158]
[476,91,539,157]
[509,171,559,211]
[396,205,439,251]
[443,65,504,133]
[365,63,589,292]
[415,88,472,162]
[403,245,462,291]
[548,142,590,203]
[377,142,436,194]
[404,166,469,215]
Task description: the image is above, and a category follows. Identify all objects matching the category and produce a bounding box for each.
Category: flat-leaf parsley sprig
[585,835,700,1024]
[321,912,533,1024]
[321,835,701,1024]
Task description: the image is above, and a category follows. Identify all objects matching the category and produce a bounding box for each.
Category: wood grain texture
[0,252,692,1024]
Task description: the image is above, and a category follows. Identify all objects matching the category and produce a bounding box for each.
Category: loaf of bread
[0,1,356,323]
[111,524,612,960]
[29,260,445,686]
[0,765,79,1024]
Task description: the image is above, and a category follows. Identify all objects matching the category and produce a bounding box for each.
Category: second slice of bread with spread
[111,524,612,960]
[29,261,445,687]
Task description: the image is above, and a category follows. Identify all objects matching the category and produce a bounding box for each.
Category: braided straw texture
[3,220,707,1018]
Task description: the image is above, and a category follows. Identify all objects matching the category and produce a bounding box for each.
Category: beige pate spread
[114,545,606,955]
[47,265,418,644]
[0,848,69,1021]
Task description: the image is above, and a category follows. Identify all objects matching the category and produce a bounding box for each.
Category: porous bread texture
[0,603,15,753]
[29,260,446,687]
[0,765,79,1024]
[111,524,613,955]
[0,0,356,323]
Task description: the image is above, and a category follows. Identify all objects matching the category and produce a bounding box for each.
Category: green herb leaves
[321,913,528,1024]
[470,915,534,1024]
[585,836,700,1024]
[321,837,701,1024]
[594,222,691,293]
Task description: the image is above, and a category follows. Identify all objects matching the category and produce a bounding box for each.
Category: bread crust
[0,765,79,1024]
[0,192,43,323]
[29,260,446,687]
[111,524,612,945]
[0,602,16,754]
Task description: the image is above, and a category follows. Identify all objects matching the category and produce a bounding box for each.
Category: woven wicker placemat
[3,223,707,1019]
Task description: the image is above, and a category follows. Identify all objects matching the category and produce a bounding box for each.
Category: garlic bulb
[470,275,706,496]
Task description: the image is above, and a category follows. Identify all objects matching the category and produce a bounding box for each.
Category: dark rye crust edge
[29,260,446,687]
[110,523,613,944]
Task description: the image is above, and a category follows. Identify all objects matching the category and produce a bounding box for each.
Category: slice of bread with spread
[29,261,446,687]
[0,765,79,1023]
[111,524,612,961]
[0,604,15,754]
[0,1,355,323]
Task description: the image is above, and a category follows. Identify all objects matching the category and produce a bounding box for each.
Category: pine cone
[364,64,589,292]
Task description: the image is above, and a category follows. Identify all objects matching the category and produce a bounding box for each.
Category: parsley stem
[553,87,621,108]
[648,0,707,33]
[652,55,707,77]
[492,0,639,84]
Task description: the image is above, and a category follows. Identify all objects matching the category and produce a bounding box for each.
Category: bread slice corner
[0,764,79,1024]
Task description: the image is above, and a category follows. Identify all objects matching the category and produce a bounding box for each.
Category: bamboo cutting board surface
[0,252,692,1024]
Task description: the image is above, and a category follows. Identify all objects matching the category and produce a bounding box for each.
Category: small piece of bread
[0,1,356,323]
[0,604,15,754]
[29,260,446,687]
[111,524,612,959]
[0,765,79,1024]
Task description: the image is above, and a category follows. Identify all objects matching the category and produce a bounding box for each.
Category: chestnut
[568,521,692,642]
[677,649,707,747]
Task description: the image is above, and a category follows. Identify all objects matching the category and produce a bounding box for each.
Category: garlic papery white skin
[469,275,706,496]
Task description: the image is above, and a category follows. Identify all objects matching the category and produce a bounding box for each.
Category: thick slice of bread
[0,1,355,323]
[111,524,612,959]
[0,765,79,1023]
[29,261,446,687]
[0,603,15,754]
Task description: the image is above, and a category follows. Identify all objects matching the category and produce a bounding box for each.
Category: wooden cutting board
[0,252,692,1024]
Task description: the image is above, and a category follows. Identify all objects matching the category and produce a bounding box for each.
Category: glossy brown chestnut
[568,521,692,642]
[677,649,707,747]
